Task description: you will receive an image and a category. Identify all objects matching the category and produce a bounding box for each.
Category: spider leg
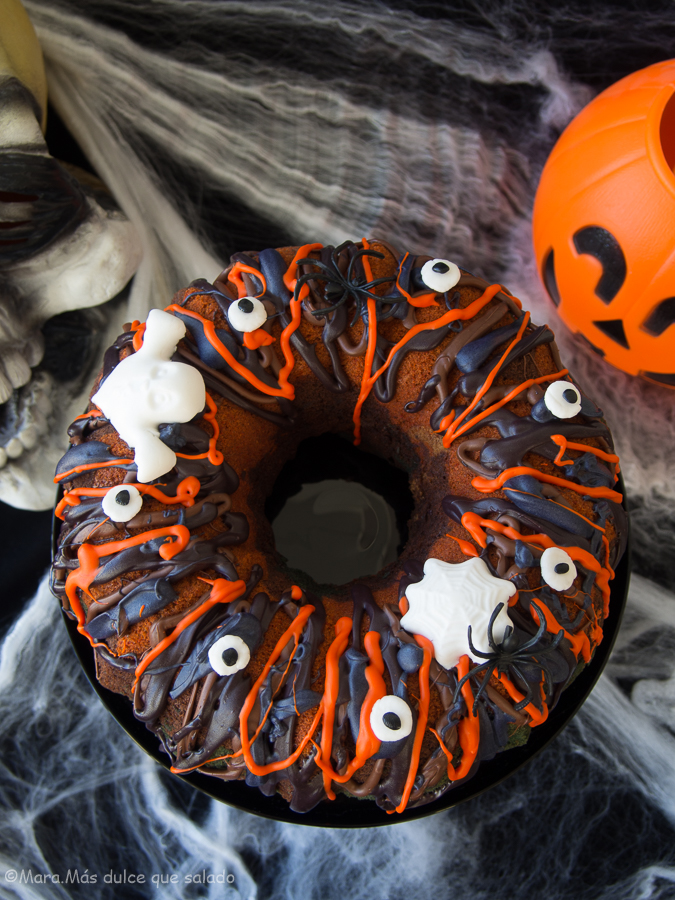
[467,625,494,660]
[453,660,490,704]
[509,662,535,710]
[518,601,548,651]
[486,602,505,651]
[471,661,497,714]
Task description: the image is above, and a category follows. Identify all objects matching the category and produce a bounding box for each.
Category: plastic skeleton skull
[0,1,142,508]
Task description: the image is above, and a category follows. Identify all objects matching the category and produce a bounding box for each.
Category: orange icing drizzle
[497,671,549,726]
[450,654,481,779]
[54,458,135,484]
[446,534,480,557]
[319,617,353,800]
[313,630,388,785]
[65,525,191,647]
[471,466,623,503]
[429,654,481,782]
[442,310,530,447]
[243,329,275,350]
[460,512,613,616]
[136,576,247,685]
[550,434,620,481]
[175,391,224,467]
[237,604,320,775]
[164,304,297,400]
[55,475,201,520]
[353,280,504,445]
[439,368,569,441]
[71,409,103,422]
[130,320,145,352]
[529,598,602,666]
[227,261,268,299]
[395,252,439,308]
[393,634,433,813]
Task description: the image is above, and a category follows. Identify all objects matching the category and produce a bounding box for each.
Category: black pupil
[383,711,402,731]
[222,647,239,667]
[563,389,578,404]
[432,261,450,274]
[238,298,254,314]
[554,562,570,574]
[116,490,130,506]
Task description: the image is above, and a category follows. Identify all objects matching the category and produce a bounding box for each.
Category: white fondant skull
[0,65,142,508]
[92,309,205,483]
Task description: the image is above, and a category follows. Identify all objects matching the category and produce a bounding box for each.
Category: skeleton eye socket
[227,296,267,333]
[208,634,250,675]
[543,381,582,418]
[370,695,413,741]
[540,547,577,591]
[420,258,461,293]
[102,484,142,522]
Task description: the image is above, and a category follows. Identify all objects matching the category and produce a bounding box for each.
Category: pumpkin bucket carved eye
[370,695,413,741]
[573,226,626,304]
[102,484,142,522]
[420,258,461,293]
[227,296,267,332]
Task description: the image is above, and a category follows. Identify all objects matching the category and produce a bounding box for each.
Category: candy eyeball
[208,634,250,675]
[543,381,582,419]
[370,695,413,742]
[227,297,267,333]
[540,547,577,591]
[420,258,461,294]
[101,484,143,522]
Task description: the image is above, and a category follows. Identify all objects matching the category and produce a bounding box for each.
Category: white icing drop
[540,547,577,591]
[420,258,461,293]
[101,484,142,522]
[400,557,516,670]
[370,695,413,742]
[92,309,206,483]
[227,296,268,332]
[208,634,250,676]
[544,380,582,418]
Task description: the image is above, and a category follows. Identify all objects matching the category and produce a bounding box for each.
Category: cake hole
[265,434,413,585]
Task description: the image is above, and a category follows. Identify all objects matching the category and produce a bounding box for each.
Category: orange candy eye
[533,59,675,388]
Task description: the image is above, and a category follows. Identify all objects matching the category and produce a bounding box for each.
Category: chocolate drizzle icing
[51,239,626,815]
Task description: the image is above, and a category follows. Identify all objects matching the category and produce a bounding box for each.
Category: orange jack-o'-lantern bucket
[532,60,675,388]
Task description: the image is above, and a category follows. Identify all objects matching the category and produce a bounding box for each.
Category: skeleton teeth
[29,407,47,433]
[35,390,52,416]
[18,424,38,450]
[0,371,11,404]
[5,437,23,459]
[2,349,32,389]
[24,334,45,368]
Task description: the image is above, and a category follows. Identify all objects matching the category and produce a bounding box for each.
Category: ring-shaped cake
[51,239,627,815]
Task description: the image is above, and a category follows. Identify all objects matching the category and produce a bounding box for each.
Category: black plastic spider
[453,601,565,714]
[293,244,403,325]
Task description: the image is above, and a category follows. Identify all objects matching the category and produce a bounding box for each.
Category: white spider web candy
[401,557,516,670]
